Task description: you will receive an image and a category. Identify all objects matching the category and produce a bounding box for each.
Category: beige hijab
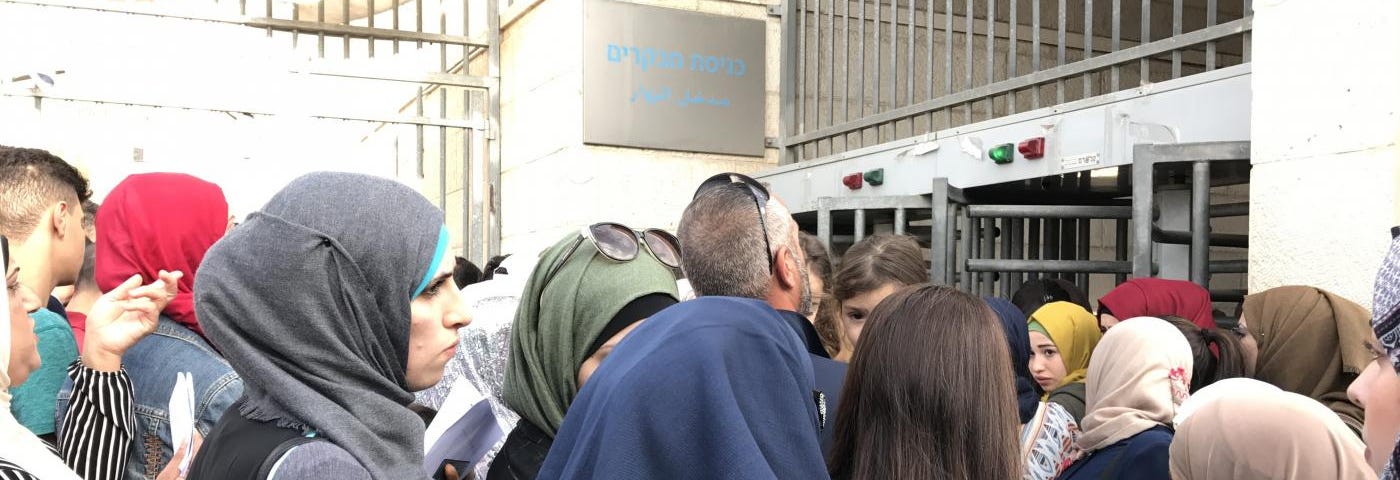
[1169,380,1375,480]
[1078,317,1193,452]
[1,247,82,479]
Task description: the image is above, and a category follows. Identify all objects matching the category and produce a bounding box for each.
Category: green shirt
[10,307,79,435]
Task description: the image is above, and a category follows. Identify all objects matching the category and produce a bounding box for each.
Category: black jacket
[776,309,848,454]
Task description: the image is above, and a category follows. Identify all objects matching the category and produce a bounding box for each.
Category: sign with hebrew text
[583,0,766,157]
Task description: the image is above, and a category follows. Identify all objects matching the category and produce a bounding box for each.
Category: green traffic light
[989,143,1015,164]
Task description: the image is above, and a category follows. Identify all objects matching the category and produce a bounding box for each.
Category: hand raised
[82,273,178,371]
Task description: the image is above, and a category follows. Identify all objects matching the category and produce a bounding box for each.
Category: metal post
[1032,0,1041,108]
[1132,156,1155,278]
[963,0,973,124]
[1115,218,1129,284]
[931,178,950,284]
[1191,161,1211,287]
[895,207,907,235]
[964,210,976,293]
[854,208,867,243]
[781,0,799,164]
[1001,218,1013,298]
[818,198,833,251]
[1077,217,1091,290]
[1171,0,1183,78]
[1083,0,1093,97]
[1009,217,1024,294]
[1056,0,1066,104]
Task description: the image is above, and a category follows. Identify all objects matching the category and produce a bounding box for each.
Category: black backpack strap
[255,435,326,480]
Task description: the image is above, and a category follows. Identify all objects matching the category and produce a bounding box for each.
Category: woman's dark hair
[453,257,483,289]
[481,254,511,281]
[799,232,841,353]
[1012,278,1092,317]
[1161,315,1248,392]
[828,284,1021,480]
[832,234,927,303]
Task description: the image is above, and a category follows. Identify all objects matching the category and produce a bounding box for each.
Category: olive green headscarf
[502,231,680,437]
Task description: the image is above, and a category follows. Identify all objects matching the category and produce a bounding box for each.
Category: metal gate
[0,0,501,264]
[804,140,1249,315]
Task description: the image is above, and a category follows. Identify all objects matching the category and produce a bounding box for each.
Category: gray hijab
[195,172,448,479]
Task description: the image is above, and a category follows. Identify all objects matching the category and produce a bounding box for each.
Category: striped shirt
[0,362,135,480]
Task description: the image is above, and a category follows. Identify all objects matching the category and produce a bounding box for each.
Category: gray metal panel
[968,205,1132,219]
[1190,160,1211,286]
[931,178,950,284]
[1132,149,1154,277]
[854,208,867,243]
[583,0,766,157]
[781,0,799,164]
[967,259,1133,273]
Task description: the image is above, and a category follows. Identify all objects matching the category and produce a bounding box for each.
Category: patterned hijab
[1372,231,1400,480]
[1078,317,1193,452]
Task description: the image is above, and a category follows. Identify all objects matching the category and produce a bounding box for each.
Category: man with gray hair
[678,172,846,452]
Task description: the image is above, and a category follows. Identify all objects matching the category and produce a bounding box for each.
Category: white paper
[422,378,503,476]
[168,372,196,474]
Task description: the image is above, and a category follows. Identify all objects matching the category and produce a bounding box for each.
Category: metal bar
[1140,0,1149,81]
[964,208,976,292]
[392,0,400,54]
[368,0,375,56]
[1061,218,1076,279]
[1210,202,1249,217]
[1243,0,1251,62]
[265,0,272,36]
[1045,218,1061,262]
[987,0,995,118]
[968,204,1133,218]
[1172,0,1182,78]
[1206,0,1217,70]
[1009,217,1024,292]
[1115,217,1129,284]
[798,0,807,144]
[415,0,423,49]
[931,178,950,284]
[1132,156,1154,277]
[295,66,493,88]
[241,18,490,48]
[815,0,822,139]
[945,0,952,96]
[983,217,996,297]
[317,1,325,58]
[818,199,833,252]
[1077,217,1091,290]
[890,0,898,119]
[947,204,959,286]
[486,0,503,261]
[1008,0,1017,115]
[462,126,471,260]
[1056,0,1066,104]
[1032,0,1040,107]
[1210,260,1247,273]
[1190,161,1211,286]
[781,0,799,164]
[1083,0,1093,96]
[963,0,972,124]
[926,0,934,129]
[1029,218,1041,261]
[1112,0,1120,89]
[1135,141,1252,162]
[968,259,1134,274]
[855,208,868,243]
[844,0,852,151]
[440,126,447,211]
[343,0,351,59]
[782,19,1253,146]
[971,217,982,293]
[907,0,914,113]
[830,0,837,138]
[1002,218,1014,297]
[1153,228,1247,248]
[860,0,868,127]
[895,207,907,235]
[874,0,882,124]
[1210,289,1247,302]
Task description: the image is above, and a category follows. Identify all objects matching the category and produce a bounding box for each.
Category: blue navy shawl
[987,296,1041,424]
[537,297,828,479]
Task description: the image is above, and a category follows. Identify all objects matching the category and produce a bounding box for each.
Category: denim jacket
[58,316,244,479]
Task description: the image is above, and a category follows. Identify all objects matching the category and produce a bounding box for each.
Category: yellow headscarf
[1030,302,1103,397]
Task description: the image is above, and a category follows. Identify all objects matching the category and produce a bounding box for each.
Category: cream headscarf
[1078,316,1193,452]
[1,243,82,479]
[1169,380,1374,480]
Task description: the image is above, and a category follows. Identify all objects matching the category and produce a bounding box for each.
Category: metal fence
[0,0,502,264]
[779,0,1252,164]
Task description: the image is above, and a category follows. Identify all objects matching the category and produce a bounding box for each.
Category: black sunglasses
[541,223,682,287]
[692,172,774,273]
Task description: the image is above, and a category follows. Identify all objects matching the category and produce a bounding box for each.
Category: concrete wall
[1248,0,1400,309]
[497,0,780,255]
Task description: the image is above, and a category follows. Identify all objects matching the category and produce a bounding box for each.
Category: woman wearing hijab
[55,172,244,479]
[1027,302,1102,422]
[1096,278,1215,331]
[1,235,185,480]
[1242,285,1372,436]
[1060,317,1192,480]
[1171,379,1373,480]
[1013,278,1093,318]
[488,227,680,480]
[825,286,1019,480]
[1160,315,1249,392]
[536,294,829,480]
[1349,231,1400,478]
[186,173,472,480]
[988,297,1082,480]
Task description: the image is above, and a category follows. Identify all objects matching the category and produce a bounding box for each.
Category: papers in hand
[168,372,196,475]
[423,378,504,477]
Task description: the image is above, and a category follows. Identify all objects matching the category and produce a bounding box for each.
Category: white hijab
[1,245,82,479]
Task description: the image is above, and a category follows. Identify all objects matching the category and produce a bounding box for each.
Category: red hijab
[96,173,228,337]
[1098,278,1216,330]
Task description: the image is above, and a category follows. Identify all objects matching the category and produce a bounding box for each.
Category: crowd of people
[2,144,1399,480]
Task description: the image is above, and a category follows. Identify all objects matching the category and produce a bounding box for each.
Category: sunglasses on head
[692,172,774,273]
[540,223,682,287]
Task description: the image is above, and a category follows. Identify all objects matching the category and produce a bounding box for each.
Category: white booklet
[422,378,504,477]
[168,372,196,475]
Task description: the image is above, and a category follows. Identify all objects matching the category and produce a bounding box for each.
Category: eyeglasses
[540,223,682,287]
[692,172,774,273]
[1,235,8,272]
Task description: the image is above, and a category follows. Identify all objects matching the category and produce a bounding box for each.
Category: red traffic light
[1018,137,1046,160]
[842,173,863,190]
